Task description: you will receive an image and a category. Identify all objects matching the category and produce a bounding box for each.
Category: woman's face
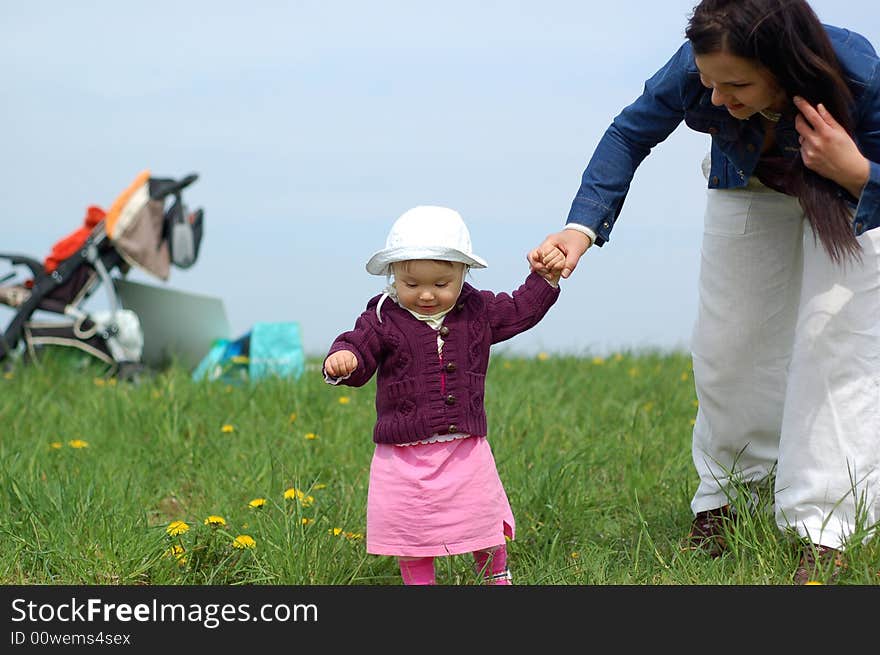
[695,50,787,120]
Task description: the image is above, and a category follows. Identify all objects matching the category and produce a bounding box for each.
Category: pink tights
[398,544,511,585]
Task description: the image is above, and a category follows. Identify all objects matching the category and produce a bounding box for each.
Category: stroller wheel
[116,361,151,384]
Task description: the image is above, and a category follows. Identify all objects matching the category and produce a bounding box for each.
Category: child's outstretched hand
[324,350,358,378]
[539,246,565,286]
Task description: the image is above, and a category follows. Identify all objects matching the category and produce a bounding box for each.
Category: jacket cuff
[853,160,880,236]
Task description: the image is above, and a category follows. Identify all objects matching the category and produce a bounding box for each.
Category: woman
[529,0,880,583]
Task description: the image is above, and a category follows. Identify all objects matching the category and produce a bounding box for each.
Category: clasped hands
[528,228,593,281]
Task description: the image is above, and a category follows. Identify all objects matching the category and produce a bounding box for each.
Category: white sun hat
[365,205,488,276]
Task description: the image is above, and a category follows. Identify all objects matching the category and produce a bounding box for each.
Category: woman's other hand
[793,95,870,198]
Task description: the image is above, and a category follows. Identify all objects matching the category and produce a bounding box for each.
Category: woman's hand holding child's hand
[538,247,565,286]
[325,350,358,378]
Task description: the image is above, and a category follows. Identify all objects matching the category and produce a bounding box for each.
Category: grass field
[1,347,877,586]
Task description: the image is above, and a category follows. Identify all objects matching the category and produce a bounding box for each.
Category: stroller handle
[149,173,199,201]
[0,252,43,276]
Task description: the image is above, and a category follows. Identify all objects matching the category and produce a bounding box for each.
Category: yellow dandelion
[689,418,696,426]
[570,552,580,559]
[3,371,13,380]
[614,353,624,362]
[151,390,161,399]
[592,356,605,365]
[166,520,190,536]
[345,531,364,540]
[628,367,640,378]
[93,378,106,387]
[338,396,350,405]
[108,378,117,386]
[204,515,226,527]
[503,361,512,369]
[301,518,314,526]
[49,442,63,450]
[329,527,343,536]
[68,439,89,449]
[221,424,235,433]
[284,487,315,507]
[248,498,267,509]
[304,432,318,440]
[232,535,256,549]
[313,483,327,490]
[537,352,549,361]
[642,402,654,413]
[680,371,690,381]
[804,581,824,585]
[289,412,297,423]
[165,544,185,559]
[165,545,188,566]
[692,399,700,407]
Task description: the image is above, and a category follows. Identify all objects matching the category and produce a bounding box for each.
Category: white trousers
[690,180,880,549]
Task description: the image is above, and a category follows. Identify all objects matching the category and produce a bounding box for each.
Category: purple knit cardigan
[324,271,559,444]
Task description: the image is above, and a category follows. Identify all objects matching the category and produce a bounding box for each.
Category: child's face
[392,260,465,315]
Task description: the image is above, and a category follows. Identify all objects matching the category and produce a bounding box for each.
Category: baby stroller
[0,170,204,378]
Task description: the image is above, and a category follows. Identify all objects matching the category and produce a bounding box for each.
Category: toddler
[324,205,563,585]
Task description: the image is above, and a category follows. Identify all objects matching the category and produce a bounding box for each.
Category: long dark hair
[686,0,860,264]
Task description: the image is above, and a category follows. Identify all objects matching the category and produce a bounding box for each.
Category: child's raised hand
[324,350,358,378]
[539,246,565,285]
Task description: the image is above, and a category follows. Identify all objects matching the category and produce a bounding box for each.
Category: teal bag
[192,321,304,383]
[248,321,304,380]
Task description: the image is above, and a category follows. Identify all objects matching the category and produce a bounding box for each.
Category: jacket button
[708,127,718,135]
[439,326,450,337]
[445,394,456,405]
[445,361,457,372]
[448,424,458,434]
[711,176,719,185]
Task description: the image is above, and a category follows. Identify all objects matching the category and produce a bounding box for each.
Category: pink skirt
[366,436,515,557]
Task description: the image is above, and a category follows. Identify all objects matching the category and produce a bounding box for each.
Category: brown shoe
[793,543,844,585]
[684,505,734,558]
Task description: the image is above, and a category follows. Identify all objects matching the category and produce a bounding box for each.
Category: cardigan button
[448,424,458,434]
[445,361,457,373]
[444,394,456,405]
[439,326,450,337]
[456,303,464,311]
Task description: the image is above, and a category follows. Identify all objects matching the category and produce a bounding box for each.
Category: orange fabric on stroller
[43,205,107,274]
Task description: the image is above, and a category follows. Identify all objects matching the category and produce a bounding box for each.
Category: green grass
[1,347,877,585]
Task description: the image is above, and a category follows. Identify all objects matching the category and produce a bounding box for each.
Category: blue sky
[2,1,878,358]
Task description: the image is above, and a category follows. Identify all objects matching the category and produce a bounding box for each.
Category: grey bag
[166,197,204,269]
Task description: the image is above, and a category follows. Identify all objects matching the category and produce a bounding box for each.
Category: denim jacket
[567,25,880,245]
